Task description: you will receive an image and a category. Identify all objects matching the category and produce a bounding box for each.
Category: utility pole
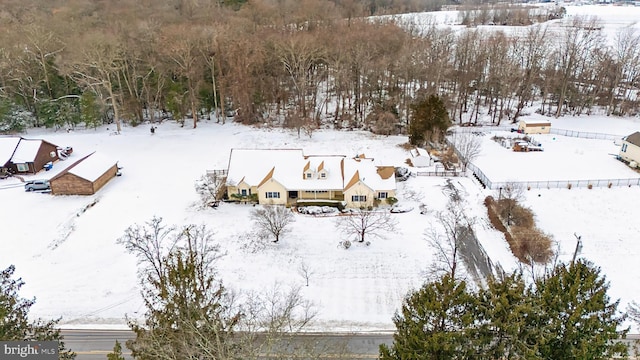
[572,232,582,265]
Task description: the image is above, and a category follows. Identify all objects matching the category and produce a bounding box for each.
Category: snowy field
[2,4,640,332]
[2,111,639,332]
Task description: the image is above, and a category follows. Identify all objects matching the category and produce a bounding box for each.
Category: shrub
[510,205,535,228]
[510,226,554,264]
[484,196,553,264]
[339,240,351,249]
[386,197,399,205]
[297,200,345,211]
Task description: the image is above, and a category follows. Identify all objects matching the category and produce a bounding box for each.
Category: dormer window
[320,173,326,179]
[305,172,312,179]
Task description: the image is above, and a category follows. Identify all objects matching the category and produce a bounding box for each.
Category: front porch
[286,189,344,207]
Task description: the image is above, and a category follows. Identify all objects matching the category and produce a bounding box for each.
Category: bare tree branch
[336,209,398,243]
[251,205,295,243]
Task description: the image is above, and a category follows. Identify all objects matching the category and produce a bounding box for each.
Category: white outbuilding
[410,148,433,167]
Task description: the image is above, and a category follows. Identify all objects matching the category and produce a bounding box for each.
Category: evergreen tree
[408,94,451,146]
[379,275,476,360]
[534,260,628,360]
[0,100,31,133]
[382,261,628,360]
[106,340,126,360]
[79,91,102,129]
[0,265,75,359]
[473,272,540,359]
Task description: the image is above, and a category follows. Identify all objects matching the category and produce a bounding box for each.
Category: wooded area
[1,0,639,134]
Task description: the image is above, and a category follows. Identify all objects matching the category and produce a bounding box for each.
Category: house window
[320,173,326,179]
[351,195,367,202]
[266,192,280,199]
[378,192,388,199]
[622,144,628,152]
[306,173,312,179]
[241,189,247,196]
[16,163,28,172]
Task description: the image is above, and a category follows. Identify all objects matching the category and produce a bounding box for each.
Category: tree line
[1,0,639,135]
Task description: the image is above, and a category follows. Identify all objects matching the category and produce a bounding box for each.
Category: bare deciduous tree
[450,131,482,171]
[336,209,398,243]
[496,181,525,226]
[239,283,339,359]
[117,216,178,286]
[298,260,313,287]
[425,199,473,280]
[194,171,226,208]
[251,205,295,243]
[159,25,206,128]
[58,31,125,133]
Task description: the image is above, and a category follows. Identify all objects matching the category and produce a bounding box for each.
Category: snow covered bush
[390,203,414,213]
[298,206,338,215]
[339,240,351,250]
[0,101,33,133]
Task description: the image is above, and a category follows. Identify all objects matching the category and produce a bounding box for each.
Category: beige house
[225,149,396,208]
[619,131,640,167]
[518,119,551,134]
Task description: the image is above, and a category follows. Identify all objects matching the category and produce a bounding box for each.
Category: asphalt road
[61,330,394,359]
[61,330,640,359]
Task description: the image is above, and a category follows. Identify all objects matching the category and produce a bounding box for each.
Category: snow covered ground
[1,110,639,332]
[2,4,640,332]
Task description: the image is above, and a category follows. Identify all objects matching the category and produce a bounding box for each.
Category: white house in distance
[409,147,432,167]
[619,131,640,168]
[518,119,551,134]
[225,149,396,208]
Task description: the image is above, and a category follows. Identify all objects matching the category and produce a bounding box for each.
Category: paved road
[61,330,640,359]
[61,330,136,359]
[61,330,393,359]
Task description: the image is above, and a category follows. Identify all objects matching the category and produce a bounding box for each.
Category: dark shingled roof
[625,131,640,147]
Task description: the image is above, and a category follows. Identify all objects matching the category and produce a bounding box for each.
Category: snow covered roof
[0,137,20,165]
[283,155,346,190]
[624,131,640,147]
[226,149,304,187]
[55,152,118,182]
[343,157,396,191]
[226,149,396,192]
[520,119,551,126]
[11,139,46,163]
[410,147,430,158]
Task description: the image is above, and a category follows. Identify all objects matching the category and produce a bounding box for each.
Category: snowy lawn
[2,111,638,332]
[474,130,640,184]
[1,122,490,331]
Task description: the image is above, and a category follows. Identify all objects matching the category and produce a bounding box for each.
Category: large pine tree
[408,94,451,146]
[473,272,541,359]
[534,260,628,360]
[382,260,628,360]
[379,275,476,360]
